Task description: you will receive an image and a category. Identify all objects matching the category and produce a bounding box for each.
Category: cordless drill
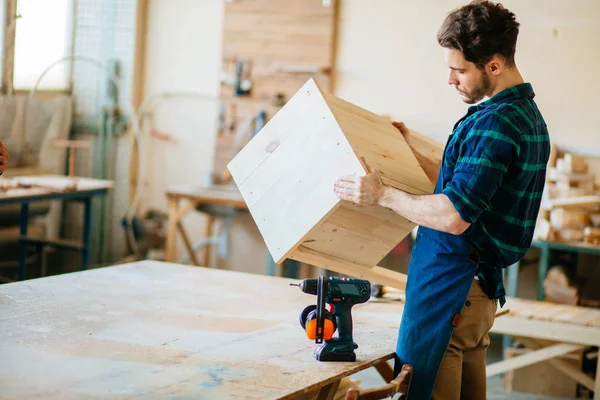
[291,276,371,362]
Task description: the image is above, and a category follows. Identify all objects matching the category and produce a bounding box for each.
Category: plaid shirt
[441,83,550,305]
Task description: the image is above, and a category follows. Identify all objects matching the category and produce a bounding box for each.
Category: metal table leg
[537,244,550,300]
[82,197,93,270]
[503,261,519,353]
[18,203,29,280]
[283,259,300,279]
[266,253,276,276]
[506,261,520,298]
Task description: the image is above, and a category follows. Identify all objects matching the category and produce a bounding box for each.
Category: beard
[459,70,492,104]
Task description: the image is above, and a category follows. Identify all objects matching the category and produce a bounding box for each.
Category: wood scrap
[536,151,600,247]
[548,196,600,209]
[543,265,581,305]
[556,229,584,242]
[533,218,554,241]
[550,208,589,229]
[563,153,588,174]
[0,177,78,193]
[583,227,600,245]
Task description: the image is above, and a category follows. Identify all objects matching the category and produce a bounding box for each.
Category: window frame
[1,0,76,95]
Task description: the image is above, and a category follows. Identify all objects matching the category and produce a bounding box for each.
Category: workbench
[165,184,301,277]
[0,175,113,280]
[165,184,247,266]
[0,260,402,400]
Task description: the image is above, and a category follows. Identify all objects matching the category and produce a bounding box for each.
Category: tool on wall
[291,276,371,362]
[234,59,253,96]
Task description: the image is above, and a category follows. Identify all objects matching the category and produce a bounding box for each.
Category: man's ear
[487,55,503,76]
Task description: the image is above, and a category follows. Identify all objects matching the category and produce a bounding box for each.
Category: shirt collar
[469,83,535,112]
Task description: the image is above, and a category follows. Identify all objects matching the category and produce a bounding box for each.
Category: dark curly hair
[437,0,520,69]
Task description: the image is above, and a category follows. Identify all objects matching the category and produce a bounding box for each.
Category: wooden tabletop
[0,174,113,202]
[0,261,403,400]
[166,184,247,209]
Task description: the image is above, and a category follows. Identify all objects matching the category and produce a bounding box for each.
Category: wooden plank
[486,343,583,377]
[165,198,179,262]
[176,220,200,267]
[203,215,215,267]
[166,185,247,209]
[374,361,394,383]
[490,314,600,346]
[316,380,341,400]
[517,337,594,391]
[549,195,600,209]
[0,261,400,399]
[505,296,600,328]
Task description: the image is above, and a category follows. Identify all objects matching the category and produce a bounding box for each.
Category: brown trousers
[431,279,497,400]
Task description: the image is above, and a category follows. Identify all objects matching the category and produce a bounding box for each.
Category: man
[333,1,550,398]
[0,140,9,175]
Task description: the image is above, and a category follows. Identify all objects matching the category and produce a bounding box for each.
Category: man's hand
[334,159,385,206]
[0,141,9,175]
[392,121,411,145]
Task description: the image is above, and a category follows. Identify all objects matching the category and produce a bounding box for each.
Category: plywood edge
[289,245,407,291]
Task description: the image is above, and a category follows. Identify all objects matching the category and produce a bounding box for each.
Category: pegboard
[213,0,338,181]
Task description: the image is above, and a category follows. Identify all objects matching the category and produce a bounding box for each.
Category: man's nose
[448,71,458,86]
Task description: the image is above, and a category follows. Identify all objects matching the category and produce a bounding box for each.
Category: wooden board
[503,346,581,397]
[490,298,600,349]
[0,175,113,201]
[166,184,247,209]
[228,79,432,270]
[0,261,404,400]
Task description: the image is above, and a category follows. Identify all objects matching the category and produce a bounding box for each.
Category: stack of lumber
[535,152,600,246]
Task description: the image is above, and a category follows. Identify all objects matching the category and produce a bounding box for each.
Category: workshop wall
[141,0,600,275]
[139,0,227,265]
[336,0,600,153]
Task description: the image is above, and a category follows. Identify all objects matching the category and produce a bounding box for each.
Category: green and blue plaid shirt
[441,83,551,304]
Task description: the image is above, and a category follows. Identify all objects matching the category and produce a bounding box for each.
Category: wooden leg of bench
[317,379,341,400]
[374,361,394,383]
[594,355,600,400]
[517,337,595,392]
[345,364,412,400]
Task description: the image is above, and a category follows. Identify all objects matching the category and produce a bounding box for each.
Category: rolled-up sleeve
[442,112,520,224]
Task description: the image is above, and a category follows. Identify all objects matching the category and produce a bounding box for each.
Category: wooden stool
[345,364,412,400]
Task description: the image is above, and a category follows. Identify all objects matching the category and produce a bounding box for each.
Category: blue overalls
[393,161,479,399]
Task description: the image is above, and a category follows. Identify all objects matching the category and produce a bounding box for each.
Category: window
[8,0,74,91]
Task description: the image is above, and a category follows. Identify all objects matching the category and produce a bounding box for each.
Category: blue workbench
[0,175,112,280]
